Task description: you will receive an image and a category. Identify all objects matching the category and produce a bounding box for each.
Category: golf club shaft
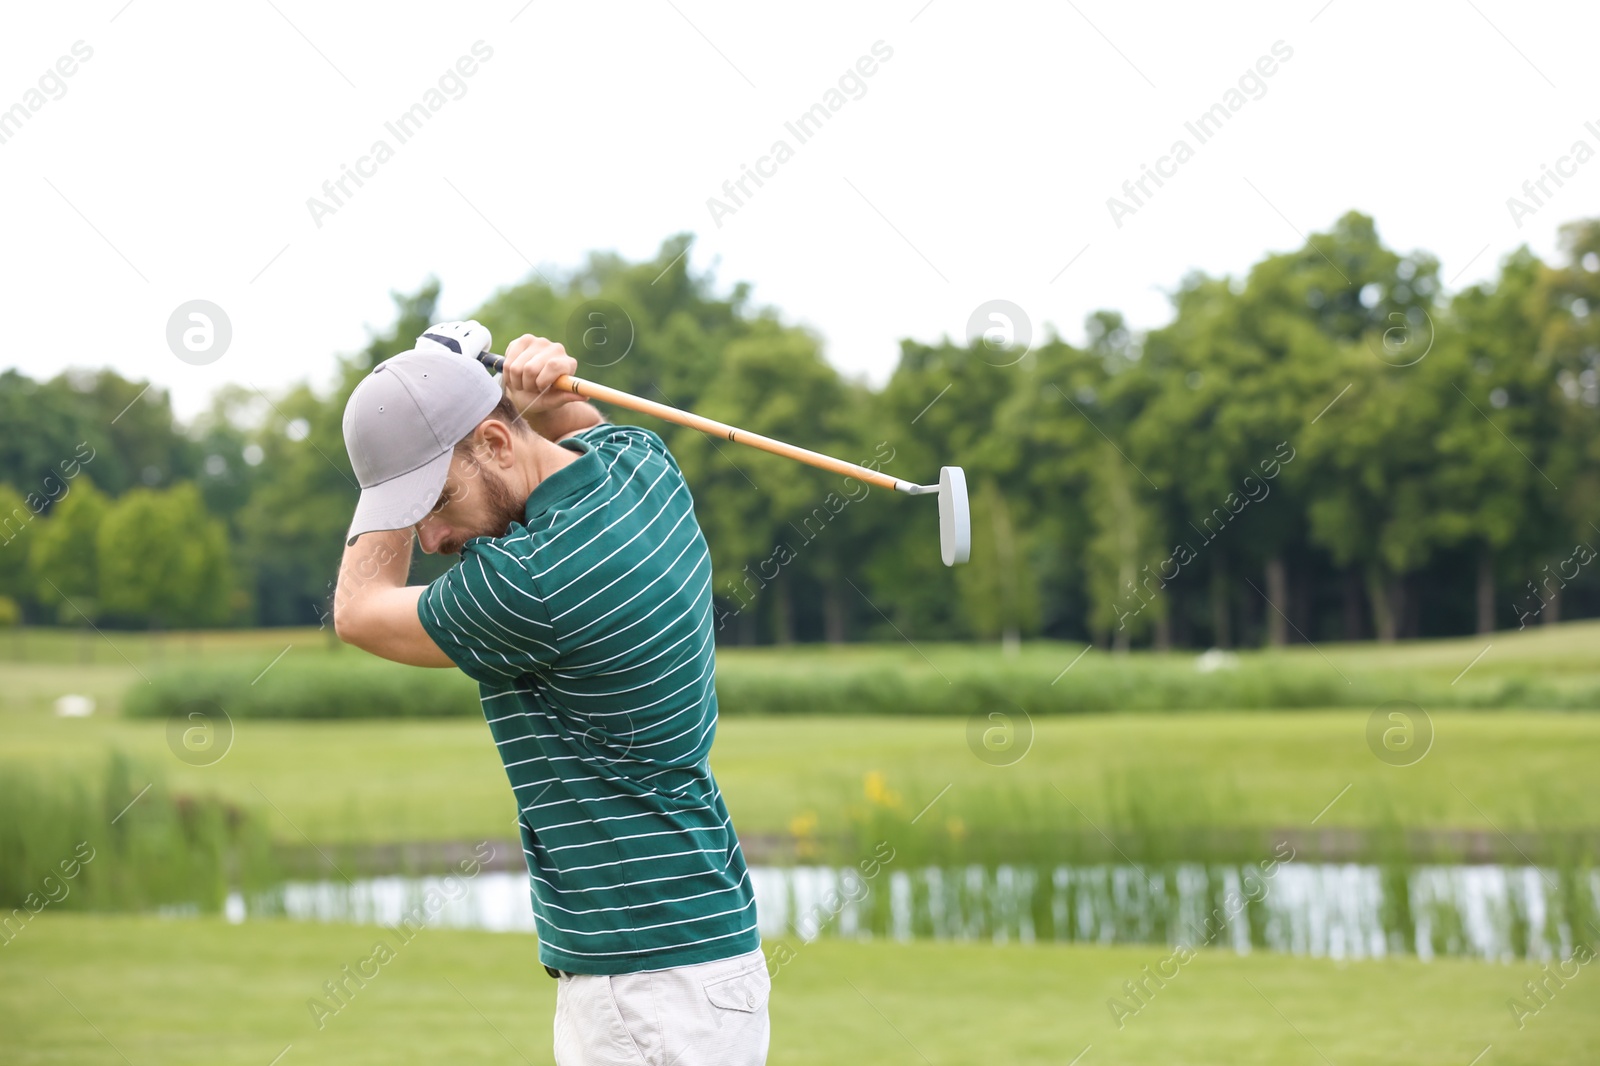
[479,352,917,494]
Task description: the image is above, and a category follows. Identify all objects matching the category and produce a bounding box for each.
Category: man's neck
[518,432,582,496]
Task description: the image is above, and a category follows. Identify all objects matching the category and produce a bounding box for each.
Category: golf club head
[939,467,971,567]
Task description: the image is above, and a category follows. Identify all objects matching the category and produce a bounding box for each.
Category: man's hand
[501,334,602,440]
[501,334,585,419]
[415,320,493,362]
[415,323,600,441]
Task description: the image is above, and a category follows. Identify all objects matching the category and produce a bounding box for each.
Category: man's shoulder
[567,421,670,454]
[415,526,558,685]
[567,422,684,478]
[425,538,525,604]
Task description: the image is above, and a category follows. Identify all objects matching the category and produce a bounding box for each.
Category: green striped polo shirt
[415,422,760,975]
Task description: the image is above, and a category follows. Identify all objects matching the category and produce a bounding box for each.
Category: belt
[544,964,574,979]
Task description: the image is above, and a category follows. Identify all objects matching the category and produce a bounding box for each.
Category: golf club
[468,348,971,566]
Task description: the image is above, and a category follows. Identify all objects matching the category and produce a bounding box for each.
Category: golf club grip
[478,351,905,492]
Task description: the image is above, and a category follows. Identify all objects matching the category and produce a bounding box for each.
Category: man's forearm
[526,401,604,441]
[334,528,413,639]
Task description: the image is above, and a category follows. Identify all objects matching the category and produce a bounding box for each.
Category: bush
[123,657,481,720]
[712,654,1390,716]
[122,643,1600,721]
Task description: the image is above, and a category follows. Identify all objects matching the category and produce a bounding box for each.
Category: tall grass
[824,770,1600,868]
[0,753,276,923]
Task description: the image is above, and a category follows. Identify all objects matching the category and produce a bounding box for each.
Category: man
[334,320,769,1066]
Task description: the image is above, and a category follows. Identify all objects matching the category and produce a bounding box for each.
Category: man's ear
[477,419,519,468]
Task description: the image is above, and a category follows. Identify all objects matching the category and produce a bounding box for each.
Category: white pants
[552,947,771,1066]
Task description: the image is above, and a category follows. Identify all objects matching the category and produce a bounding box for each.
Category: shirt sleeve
[416,539,560,685]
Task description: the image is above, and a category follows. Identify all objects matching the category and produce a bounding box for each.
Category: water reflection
[234,861,1599,962]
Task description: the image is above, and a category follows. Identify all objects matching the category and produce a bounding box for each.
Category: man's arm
[525,400,604,442]
[333,528,454,667]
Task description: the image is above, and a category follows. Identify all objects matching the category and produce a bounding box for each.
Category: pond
[226,859,1600,962]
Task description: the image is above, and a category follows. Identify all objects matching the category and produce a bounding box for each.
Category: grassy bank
[3,914,1593,1065]
[3,711,1597,853]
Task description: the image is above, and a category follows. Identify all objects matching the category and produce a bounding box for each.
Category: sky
[3,0,1598,421]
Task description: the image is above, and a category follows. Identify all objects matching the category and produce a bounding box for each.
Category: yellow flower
[789,811,820,860]
[863,770,906,811]
[946,817,966,841]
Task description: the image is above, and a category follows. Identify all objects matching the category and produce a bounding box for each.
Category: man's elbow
[333,604,368,649]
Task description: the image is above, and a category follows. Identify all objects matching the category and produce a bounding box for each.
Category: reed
[0,752,276,919]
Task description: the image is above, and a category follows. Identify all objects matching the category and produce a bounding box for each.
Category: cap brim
[345,449,454,546]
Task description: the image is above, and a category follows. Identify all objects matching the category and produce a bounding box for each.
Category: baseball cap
[342,348,503,545]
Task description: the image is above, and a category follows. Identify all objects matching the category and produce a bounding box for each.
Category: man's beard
[442,463,526,554]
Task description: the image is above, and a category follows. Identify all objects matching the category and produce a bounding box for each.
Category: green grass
[2,709,1596,852]
[3,624,1599,851]
[2,914,1593,1065]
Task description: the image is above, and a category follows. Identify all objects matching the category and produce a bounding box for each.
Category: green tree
[981,337,1108,643]
[0,373,98,509]
[237,377,361,627]
[1520,223,1600,623]
[191,385,270,530]
[860,337,1022,641]
[97,483,233,628]
[1082,443,1165,651]
[0,371,195,501]
[0,483,39,614]
[672,320,864,643]
[1134,213,1435,645]
[1443,248,1550,631]
[31,476,110,625]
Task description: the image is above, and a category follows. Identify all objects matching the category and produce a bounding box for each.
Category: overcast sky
[4,0,1598,420]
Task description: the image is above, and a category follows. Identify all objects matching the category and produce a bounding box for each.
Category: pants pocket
[702,961,770,1016]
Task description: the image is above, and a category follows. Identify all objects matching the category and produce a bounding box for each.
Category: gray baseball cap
[342,348,502,545]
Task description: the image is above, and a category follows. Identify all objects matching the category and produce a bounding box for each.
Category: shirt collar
[523,433,605,523]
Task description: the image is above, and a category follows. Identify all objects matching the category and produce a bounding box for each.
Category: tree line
[1,215,1596,648]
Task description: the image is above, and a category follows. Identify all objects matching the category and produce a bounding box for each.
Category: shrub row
[121,649,1600,720]
[123,656,481,720]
